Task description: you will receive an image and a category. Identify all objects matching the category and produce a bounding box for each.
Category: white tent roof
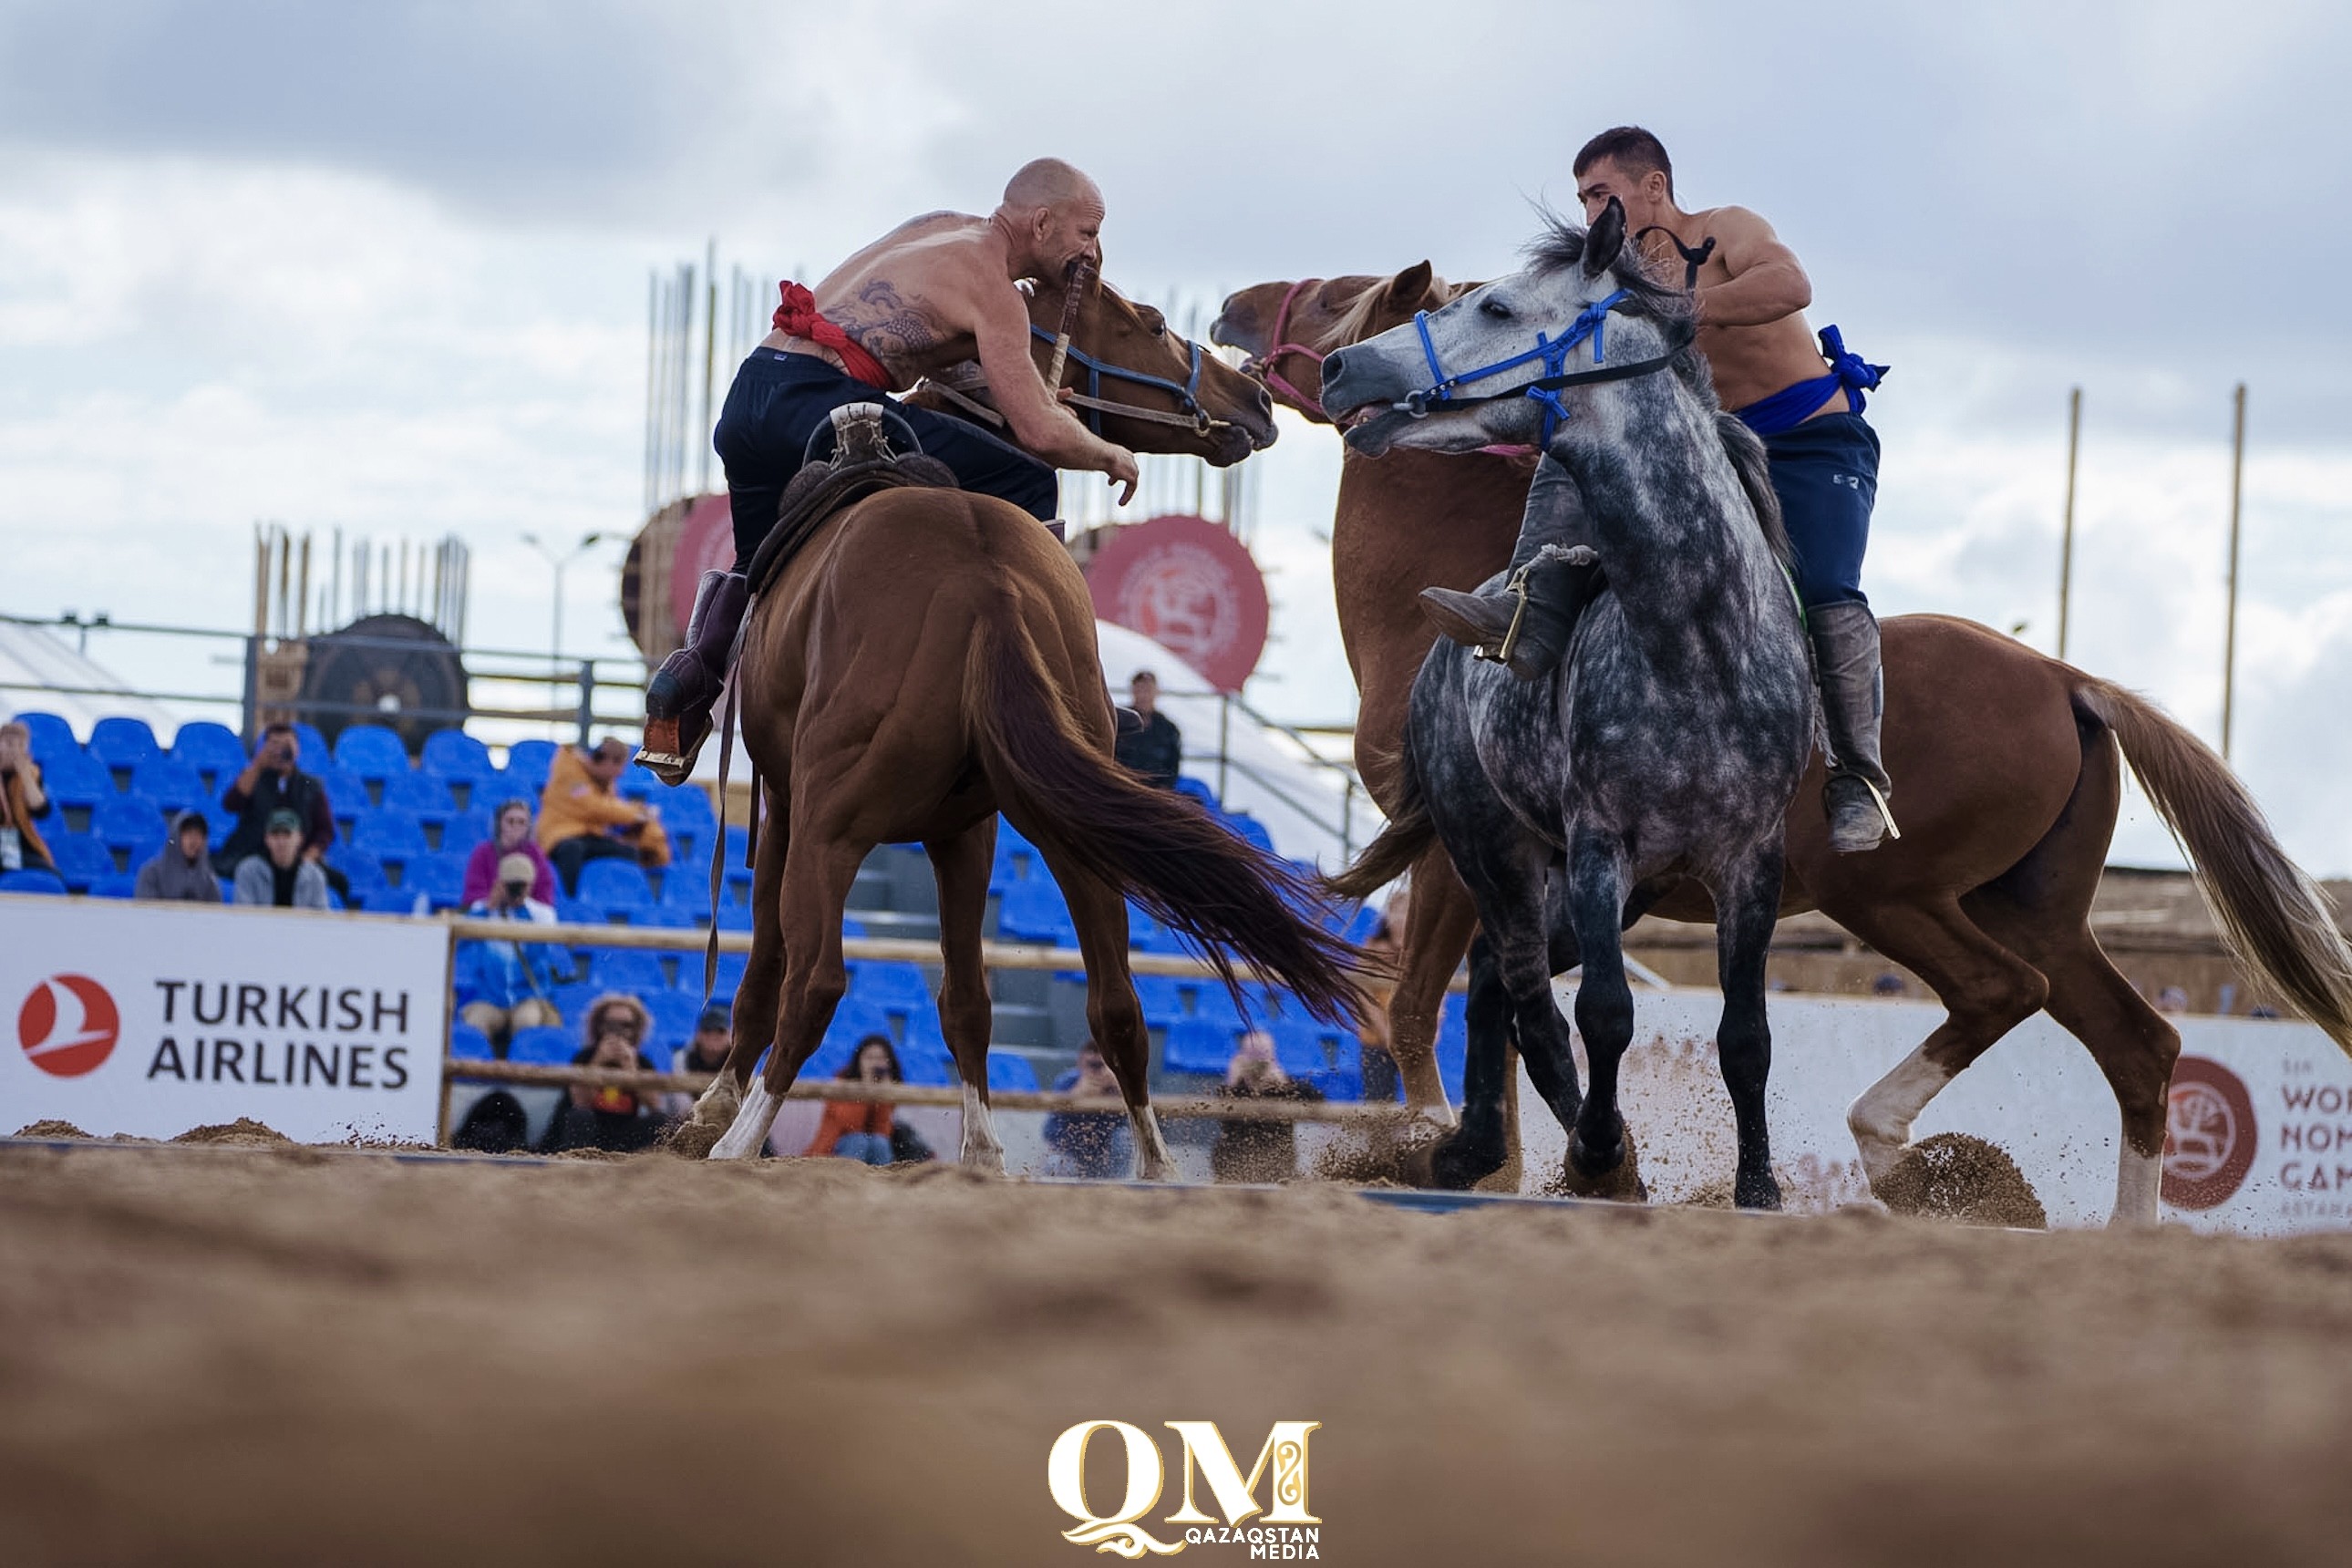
[0,622,191,744]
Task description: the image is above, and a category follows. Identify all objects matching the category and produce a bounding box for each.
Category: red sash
[773,281,893,389]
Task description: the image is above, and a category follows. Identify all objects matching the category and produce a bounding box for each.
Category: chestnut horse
[1215,266,2352,1223]
[673,273,1361,1174]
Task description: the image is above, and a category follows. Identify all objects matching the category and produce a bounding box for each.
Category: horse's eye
[1480,298,1512,319]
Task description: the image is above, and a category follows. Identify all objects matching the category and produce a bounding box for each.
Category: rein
[918,316,1235,438]
[1243,276,1330,420]
[1393,289,1692,443]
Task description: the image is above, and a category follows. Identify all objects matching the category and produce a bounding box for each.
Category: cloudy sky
[3,0,2349,871]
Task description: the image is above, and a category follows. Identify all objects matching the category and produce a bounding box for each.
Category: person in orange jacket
[806,1035,910,1165]
[536,737,669,896]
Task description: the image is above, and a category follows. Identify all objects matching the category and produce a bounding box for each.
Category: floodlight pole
[2221,383,2246,762]
[2057,387,2080,662]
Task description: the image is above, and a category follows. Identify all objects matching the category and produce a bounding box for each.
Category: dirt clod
[1873,1132,2048,1229]
[13,1119,90,1140]
[170,1118,293,1147]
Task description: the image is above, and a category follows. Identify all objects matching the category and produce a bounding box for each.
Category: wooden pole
[2223,382,2247,760]
[2058,387,2080,661]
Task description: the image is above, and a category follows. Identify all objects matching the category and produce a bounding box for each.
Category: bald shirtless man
[642,158,1144,776]
[1419,127,1894,851]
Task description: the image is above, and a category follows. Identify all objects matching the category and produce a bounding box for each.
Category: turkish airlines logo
[18,974,120,1078]
[2162,1055,2257,1211]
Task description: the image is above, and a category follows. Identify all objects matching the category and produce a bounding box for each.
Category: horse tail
[1323,737,1437,904]
[964,614,1366,1029]
[2074,676,2352,1054]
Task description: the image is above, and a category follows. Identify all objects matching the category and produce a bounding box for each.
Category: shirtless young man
[642,158,1144,776]
[1419,126,1894,851]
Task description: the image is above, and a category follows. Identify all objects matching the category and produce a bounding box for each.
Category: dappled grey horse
[1321,200,1814,1207]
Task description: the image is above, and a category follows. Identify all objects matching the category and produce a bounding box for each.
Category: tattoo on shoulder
[839,277,944,369]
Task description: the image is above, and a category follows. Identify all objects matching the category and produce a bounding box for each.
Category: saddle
[742,402,961,596]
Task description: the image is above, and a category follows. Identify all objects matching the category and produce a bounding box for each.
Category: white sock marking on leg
[1846,1046,1954,1182]
[960,1079,1006,1175]
[1130,1105,1176,1181]
[712,1083,781,1161]
[2112,1144,2162,1228]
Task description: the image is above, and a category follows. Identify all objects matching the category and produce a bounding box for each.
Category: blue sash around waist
[1735,325,1888,437]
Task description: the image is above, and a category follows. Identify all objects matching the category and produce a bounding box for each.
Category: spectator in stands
[538,736,669,896]
[135,810,222,903]
[215,722,346,898]
[232,810,330,909]
[1211,1030,1324,1183]
[662,1006,737,1119]
[581,991,653,1055]
[1113,669,1182,789]
[1356,885,1408,1104]
[541,1025,666,1153]
[0,720,55,874]
[460,798,558,906]
[1041,1038,1131,1178]
[804,1035,909,1165]
[454,852,563,1048]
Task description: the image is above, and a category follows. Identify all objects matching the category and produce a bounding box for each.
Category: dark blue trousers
[712,349,1058,562]
[1760,411,1879,609]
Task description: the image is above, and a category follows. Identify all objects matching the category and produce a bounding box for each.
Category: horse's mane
[1328,269,1460,346]
[1526,208,1792,570]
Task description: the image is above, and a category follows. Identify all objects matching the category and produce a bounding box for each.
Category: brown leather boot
[641,569,749,784]
[1809,600,1897,853]
[1417,544,1602,681]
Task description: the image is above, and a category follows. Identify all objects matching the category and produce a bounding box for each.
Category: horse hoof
[1736,1174,1783,1212]
[1567,1130,1623,1180]
[1553,1128,1645,1202]
[1429,1132,1505,1192]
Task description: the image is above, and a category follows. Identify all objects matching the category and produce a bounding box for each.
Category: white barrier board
[1512,986,2352,1233]
[1,895,447,1144]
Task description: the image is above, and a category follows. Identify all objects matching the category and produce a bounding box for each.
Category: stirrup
[1830,771,1901,841]
[639,717,696,784]
[1476,567,1537,666]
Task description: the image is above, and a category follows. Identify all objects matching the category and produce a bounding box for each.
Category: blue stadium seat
[898,1037,956,1087]
[590,947,671,994]
[293,724,331,773]
[353,809,428,862]
[1164,1016,1242,1075]
[986,1051,1040,1092]
[506,1026,576,1066]
[1173,775,1216,808]
[90,872,139,900]
[91,795,167,867]
[202,801,239,845]
[996,878,1073,943]
[47,835,115,892]
[215,876,235,902]
[449,1023,495,1062]
[545,980,603,1024]
[170,721,247,781]
[577,859,654,913]
[1271,1017,1344,1078]
[851,960,933,1012]
[713,902,752,933]
[709,951,749,1001]
[1179,977,1246,1033]
[1221,811,1275,852]
[0,868,68,895]
[327,844,389,906]
[556,896,603,928]
[404,854,468,911]
[630,904,699,932]
[334,724,410,780]
[38,750,114,813]
[420,729,495,782]
[129,756,206,814]
[659,785,716,830]
[501,740,558,791]
[381,771,454,818]
[441,807,491,856]
[1130,974,1186,1031]
[614,763,661,802]
[643,991,706,1053]
[87,716,160,771]
[12,711,77,762]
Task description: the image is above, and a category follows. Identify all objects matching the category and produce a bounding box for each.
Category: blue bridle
[1028,322,1220,436]
[1399,287,1663,443]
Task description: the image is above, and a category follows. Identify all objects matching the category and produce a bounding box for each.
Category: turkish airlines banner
[1,895,447,1144]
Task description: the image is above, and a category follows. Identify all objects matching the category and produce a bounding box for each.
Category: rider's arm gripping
[1692,207,1812,328]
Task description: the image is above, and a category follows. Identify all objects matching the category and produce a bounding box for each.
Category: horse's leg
[1388,846,1477,1127]
[1563,828,1635,1181]
[1955,727,2182,1227]
[1431,851,1579,1191]
[713,825,865,1161]
[675,781,786,1158]
[1712,843,1787,1211]
[926,818,1006,1175]
[1046,855,1174,1181]
[1832,895,2051,1187]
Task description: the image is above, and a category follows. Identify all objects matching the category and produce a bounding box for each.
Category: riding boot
[1808,599,1897,853]
[641,569,750,785]
[1418,544,1603,681]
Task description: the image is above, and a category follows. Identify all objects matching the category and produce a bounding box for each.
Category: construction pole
[2221,382,2247,761]
[2057,387,2080,661]
[699,238,718,496]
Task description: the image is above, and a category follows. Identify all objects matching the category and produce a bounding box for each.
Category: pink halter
[1243,277,1331,422]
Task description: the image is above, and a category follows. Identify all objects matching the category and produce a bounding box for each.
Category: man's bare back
[768,211,998,391]
[1575,159,1843,417]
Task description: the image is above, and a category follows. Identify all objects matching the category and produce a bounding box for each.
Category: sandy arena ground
[4,1140,2351,1566]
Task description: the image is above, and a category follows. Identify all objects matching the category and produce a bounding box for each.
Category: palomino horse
[1216,263,2352,1224]
[673,274,1361,1173]
[1324,204,1817,1208]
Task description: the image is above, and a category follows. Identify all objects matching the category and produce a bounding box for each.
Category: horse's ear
[1386,260,1435,306]
[1584,198,1626,278]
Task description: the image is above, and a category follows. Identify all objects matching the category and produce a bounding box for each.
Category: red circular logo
[17,974,121,1078]
[1084,514,1270,695]
[2161,1055,2258,1211]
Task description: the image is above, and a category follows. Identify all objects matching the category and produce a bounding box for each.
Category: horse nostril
[1322,348,1347,384]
